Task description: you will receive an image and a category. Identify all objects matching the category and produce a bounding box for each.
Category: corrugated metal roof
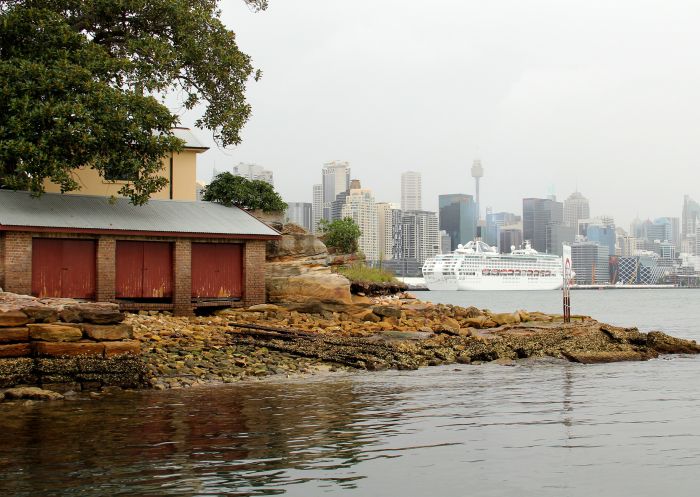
[172,128,209,150]
[0,190,279,237]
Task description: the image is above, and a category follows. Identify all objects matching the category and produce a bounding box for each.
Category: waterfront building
[548,224,577,257]
[402,210,439,264]
[564,191,590,231]
[232,163,274,186]
[341,187,378,261]
[401,171,422,211]
[659,241,676,260]
[285,202,313,232]
[390,206,404,260]
[523,197,564,254]
[613,254,666,285]
[571,242,610,285]
[312,184,323,233]
[322,161,350,221]
[439,194,477,250]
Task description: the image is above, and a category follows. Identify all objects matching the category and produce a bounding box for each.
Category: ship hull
[455,276,562,291]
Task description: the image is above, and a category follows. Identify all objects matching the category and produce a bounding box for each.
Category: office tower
[322,161,350,221]
[341,187,378,261]
[232,163,274,185]
[499,227,523,253]
[471,160,484,222]
[402,210,439,264]
[312,184,323,233]
[377,202,396,261]
[485,211,521,250]
[439,194,477,250]
[401,171,422,211]
[563,191,590,230]
[571,242,610,284]
[390,206,404,260]
[285,202,313,232]
[586,225,616,256]
[682,195,700,239]
[523,197,565,254]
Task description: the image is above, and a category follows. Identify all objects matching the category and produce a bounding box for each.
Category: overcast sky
[176,0,700,230]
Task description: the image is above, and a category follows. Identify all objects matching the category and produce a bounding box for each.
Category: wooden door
[116,241,173,299]
[32,239,96,299]
[191,243,243,298]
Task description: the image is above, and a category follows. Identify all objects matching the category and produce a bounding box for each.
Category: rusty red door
[116,241,173,299]
[32,239,96,299]
[191,243,243,298]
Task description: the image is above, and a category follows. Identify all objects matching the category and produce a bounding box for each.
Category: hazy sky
[176,0,700,229]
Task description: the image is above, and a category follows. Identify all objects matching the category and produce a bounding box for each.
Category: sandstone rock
[0,343,31,358]
[357,310,381,323]
[267,273,353,305]
[372,305,402,319]
[81,309,125,325]
[562,350,647,364]
[59,307,83,323]
[3,387,64,401]
[351,294,372,306]
[82,323,134,341]
[455,306,483,318]
[33,341,105,357]
[0,310,29,327]
[491,312,521,326]
[517,310,531,322]
[0,327,29,343]
[266,233,327,259]
[463,316,489,328]
[439,317,461,334]
[104,341,141,357]
[28,324,83,342]
[21,306,59,323]
[245,304,282,312]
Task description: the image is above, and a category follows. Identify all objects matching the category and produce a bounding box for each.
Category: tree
[202,172,287,212]
[319,218,362,254]
[0,1,261,204]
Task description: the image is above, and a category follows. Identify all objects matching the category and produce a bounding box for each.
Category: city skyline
[170,0,700,231]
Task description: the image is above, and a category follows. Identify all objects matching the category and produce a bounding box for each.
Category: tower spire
[471,159,484,223]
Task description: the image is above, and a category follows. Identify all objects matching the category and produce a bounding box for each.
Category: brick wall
[4,232,32,295]
[96,237,116,302]
[173,239,192,316]
[244,240,267,306]
[0,233,5,290]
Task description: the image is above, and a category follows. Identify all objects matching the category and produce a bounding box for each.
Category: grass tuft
[336,264,399,284]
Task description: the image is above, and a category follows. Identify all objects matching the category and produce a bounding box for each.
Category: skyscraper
[311,184,323,233]
[484,211,521,250]
[563,191,590,231]
[232,163,274,185]
[523,197,565,254]
[682,195,700,239]
[322,161,350,220]
[284,202,313,232]
[341,186,378,261]
[402,210,439,264]
[401,171,422,211]
[376,202,395,261]
[439,194,477,250]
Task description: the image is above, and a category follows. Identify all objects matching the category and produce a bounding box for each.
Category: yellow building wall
[43,150,200,201]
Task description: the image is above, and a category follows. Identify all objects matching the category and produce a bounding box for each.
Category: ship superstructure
[422,241,563,291]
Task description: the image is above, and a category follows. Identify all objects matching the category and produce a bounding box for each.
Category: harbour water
[1,289,700,496]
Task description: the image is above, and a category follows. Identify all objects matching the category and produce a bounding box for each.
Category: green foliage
[336,264,398,284]
[0,1,260,204]
[202,172,287,212]
[319,217,362,254]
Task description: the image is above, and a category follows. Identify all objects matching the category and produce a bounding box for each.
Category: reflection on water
[2,289,700,497]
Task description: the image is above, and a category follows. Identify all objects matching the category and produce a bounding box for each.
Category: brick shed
[0,190,279,315]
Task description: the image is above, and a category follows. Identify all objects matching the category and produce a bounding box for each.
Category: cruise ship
[422,241,563,291]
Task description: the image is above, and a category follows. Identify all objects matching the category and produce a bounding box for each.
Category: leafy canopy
[202,172,287,213]
[0,0,261,204]
[319,218,362,254]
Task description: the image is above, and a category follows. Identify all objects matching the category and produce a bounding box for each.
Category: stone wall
[0,293,144,391]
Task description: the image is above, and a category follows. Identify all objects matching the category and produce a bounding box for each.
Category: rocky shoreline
[2,292,700,400]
